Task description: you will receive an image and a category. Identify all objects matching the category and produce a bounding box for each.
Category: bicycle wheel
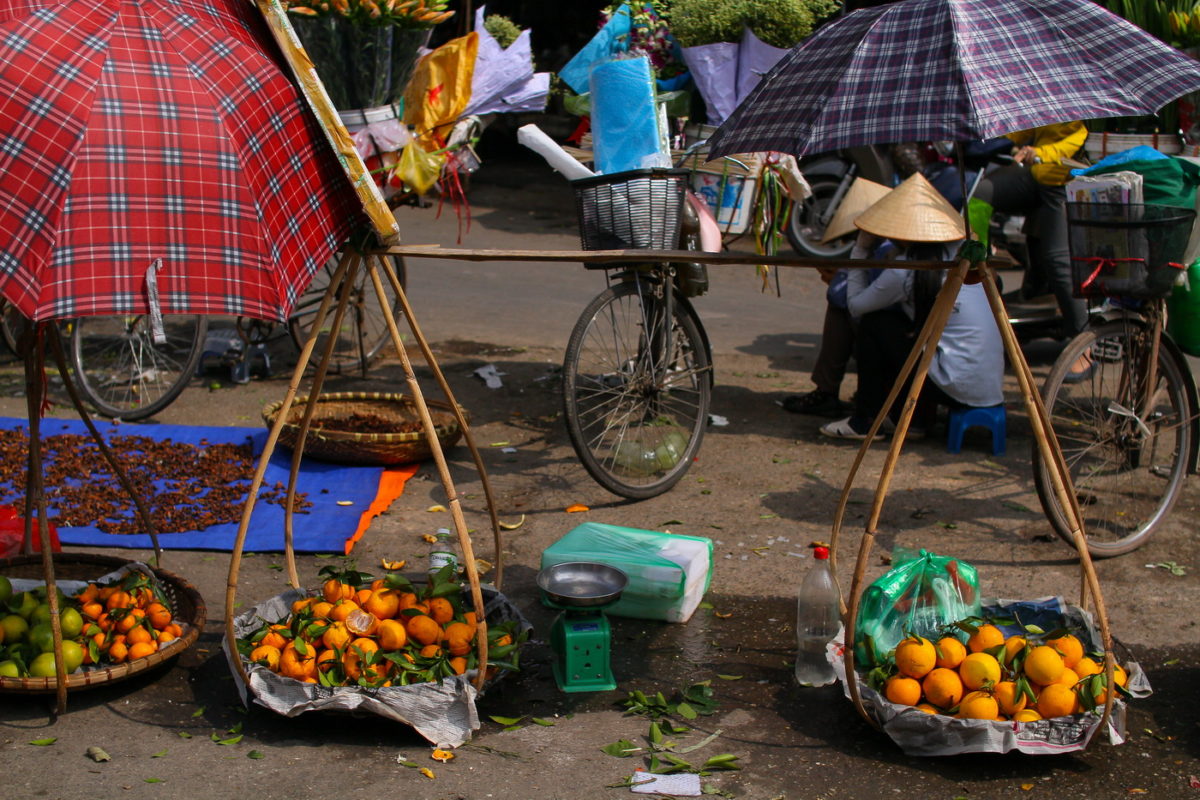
[70,314,207,420]
[0,299,28,355]
[563,278,711,499]
[288,252,406,375]
[1033,319,1194,556]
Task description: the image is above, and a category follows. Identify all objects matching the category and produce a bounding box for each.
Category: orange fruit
[279,642,317,680]
[884,675,922,706]
[322,579,355,604]
[355,588,374,607]
[329,600,360,623]
[105,590,132,612]
[107,641,129,663]
[1023,646,1065,686]
[144,602,171,630]
[250,644,282,671]
[934,637,967,670]
[128,641,157,660]
[1035,683,1078,718]
[957,690,999,720]
[406,614,442,647]
[321,621,351,651]
[310,601,334,619]
[448,656,468,675]
[291,597,314,615]
[156,631,176,646]
[443,622,474,649]
[1046,634,1084,669]
[397,592,420,611]
[132,586,154,608]
[116,607,146,633]
[125,625,153,646]
[959,652,1000,690]
[1074,657,1102,679]
[343,638,384,682]
[75,583,99,605]
[164,622,183,639]
[1052,667,1080,688]
[1002,635,1027,666]
[260,625,289,650]
[376,619,407,651]
[967,624,1004,653]
[345,608,379,637]
[464,611,478,628]
[1012,708,1043,723]
[922,668,964,710]
[427,597,454,625]
[1091,663,1129,704]
[914,703,940,715]
[80,601,103,621]
[316,648,339,675]
[993,680,1027,716]
[364,589,400,621]
[419,644,443,659]
[894,636,936,679]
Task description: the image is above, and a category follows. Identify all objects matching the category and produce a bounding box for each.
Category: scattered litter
[335,500,353,506]
[501,447,517,454]
[565,503,589,513]
[1146,561,1187,576]
[86,746,111,762]
[427,505,447,513]
[498,515,526,530]
[708,414,729,427]
[787,552,809,559]
[431,749,454,762]
[473,364,506,389]
[631,769,702,796]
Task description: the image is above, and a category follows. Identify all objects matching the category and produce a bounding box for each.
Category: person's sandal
[782,389,846,418]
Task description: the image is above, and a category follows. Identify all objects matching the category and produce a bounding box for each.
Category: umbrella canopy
[708,0,1200,159]
[0,0,364,322]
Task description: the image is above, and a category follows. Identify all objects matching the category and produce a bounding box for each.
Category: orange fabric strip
[344,464,420,554]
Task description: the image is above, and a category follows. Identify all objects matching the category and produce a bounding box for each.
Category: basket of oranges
[226,561,528,747]
[832,597,1147,756]
[0,553,205,694]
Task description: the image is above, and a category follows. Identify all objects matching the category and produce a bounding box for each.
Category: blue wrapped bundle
[589,56,669,175]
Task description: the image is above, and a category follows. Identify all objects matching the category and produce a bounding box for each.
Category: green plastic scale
[536,561,628,693]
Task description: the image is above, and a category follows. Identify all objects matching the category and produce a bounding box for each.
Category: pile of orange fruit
[240,563,522,688]
[76,570,183,667]
[876,621,1130,722]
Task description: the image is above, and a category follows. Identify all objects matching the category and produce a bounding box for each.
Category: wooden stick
[366,261,489,691]
[375,251,506,588]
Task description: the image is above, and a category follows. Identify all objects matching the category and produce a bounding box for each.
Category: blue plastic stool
[946,404,1006,456]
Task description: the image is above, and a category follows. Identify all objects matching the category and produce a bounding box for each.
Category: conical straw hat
[854,172,965,243]
[820,178,892,243]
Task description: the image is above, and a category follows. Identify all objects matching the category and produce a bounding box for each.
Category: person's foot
[1063,352,1095,383]
[782,389,846,418]
[820,416,885,441]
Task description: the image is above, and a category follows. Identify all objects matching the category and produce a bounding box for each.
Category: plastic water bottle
[428,528,458,574]
[794,545,839,687]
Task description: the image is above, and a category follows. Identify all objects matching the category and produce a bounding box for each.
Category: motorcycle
[786,145,894,259]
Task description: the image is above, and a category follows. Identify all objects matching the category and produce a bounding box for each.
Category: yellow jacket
[1005,122,1088,186]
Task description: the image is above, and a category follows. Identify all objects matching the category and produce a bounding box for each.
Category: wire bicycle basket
[1067,203,1196,299]
[572,168,689,252]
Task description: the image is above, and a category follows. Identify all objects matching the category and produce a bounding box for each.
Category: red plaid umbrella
[0,0,364,322]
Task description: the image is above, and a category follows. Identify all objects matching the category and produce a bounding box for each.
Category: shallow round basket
[0,553,206,694]
[262,392,468,466]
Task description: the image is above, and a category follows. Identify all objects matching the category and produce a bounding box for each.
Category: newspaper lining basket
[0,553,205,694]
[1067,203,1196,299]
[262,392,467,466]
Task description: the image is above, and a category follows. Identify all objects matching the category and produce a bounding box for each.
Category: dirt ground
[0,151,1198,799]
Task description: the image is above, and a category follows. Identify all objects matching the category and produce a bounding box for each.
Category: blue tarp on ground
[0,417,393,553]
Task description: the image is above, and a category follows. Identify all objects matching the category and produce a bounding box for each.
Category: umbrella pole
[365,257,489,692]
[224,250,355,690]
[22,324,67,713]
[282,251,361,583]
[43,325,163,565]
[375,251,506,589]
[835,261,968,729]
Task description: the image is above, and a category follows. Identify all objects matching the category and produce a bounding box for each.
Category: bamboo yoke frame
[384,243,1119,733]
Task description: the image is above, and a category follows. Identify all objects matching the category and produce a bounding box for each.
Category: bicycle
[63,249,407,421]
[1032,202,1200,557]
[561,167,714,499]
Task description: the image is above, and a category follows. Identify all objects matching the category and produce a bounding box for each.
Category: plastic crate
[1067,203,1196,299]
[573,168,689,251]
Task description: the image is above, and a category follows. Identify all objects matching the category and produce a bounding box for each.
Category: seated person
[819,173,1002,440]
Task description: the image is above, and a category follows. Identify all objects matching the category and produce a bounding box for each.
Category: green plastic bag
[854,549,981,667]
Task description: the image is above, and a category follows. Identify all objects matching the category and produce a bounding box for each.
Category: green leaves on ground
[621,682,719,720]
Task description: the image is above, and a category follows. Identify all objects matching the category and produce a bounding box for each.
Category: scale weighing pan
[537,561,628,608]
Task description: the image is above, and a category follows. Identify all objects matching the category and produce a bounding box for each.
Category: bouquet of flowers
[284,0,455,111]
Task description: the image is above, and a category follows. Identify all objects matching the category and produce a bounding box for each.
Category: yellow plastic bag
[394,142,446,195]
[403,32,477,151]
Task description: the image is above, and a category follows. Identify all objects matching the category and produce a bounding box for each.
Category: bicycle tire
[1033,319,1193,557]
[563,278,711,499]
[0,299,27,355]
[288,251,407,375]
[70,314,207,420]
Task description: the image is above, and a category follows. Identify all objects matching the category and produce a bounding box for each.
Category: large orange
[959,652,1000,690]
[427,597,454,625]
[956,690,999,720]
[1036,683,1078,718]
[343,638,384,682]
[322,579,355,604]
[321,621,351,651]
[364,589,400,621]
[884,675,922,706]
[894,636,936,679]
[966,624,1004,653]
[993,680,1027,716]
[250,644,282,671]
[443,621,474,657]
[377,619,407,651]
[280,642,317,680]
[922,668,963,710]
[934,637,967,670]
[1023,646,1065,686]
[1046,634,1084,669]
[128,641,157,661]
[406,614,442,647]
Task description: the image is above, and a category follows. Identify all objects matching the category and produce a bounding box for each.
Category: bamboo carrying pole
[225,245,502,695]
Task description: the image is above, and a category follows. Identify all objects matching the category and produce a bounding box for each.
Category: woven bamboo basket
[0,553,206,694]
[262,391,468,466]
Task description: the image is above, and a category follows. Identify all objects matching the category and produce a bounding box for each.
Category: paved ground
[0,152,1198,800]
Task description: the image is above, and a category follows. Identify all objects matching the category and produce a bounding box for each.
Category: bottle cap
[812,546,830,560]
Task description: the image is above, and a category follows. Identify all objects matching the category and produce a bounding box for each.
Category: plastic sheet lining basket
[1067,203,1196,299]
[0,553,205,694]
[573,168,689,254]
[262,392,467,466]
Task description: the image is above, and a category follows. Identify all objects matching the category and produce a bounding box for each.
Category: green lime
[59,640,84,673]
[30,603,53,628]
[28,623,55,654]
[59,607,84,639]
[0,614,29,643]
[0,575,12,605]
[14,591,38,620]
[28,652,59,678]
[0,659,19,678]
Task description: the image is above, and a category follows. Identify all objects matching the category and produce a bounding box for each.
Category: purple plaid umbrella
[707,0,1200,158]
